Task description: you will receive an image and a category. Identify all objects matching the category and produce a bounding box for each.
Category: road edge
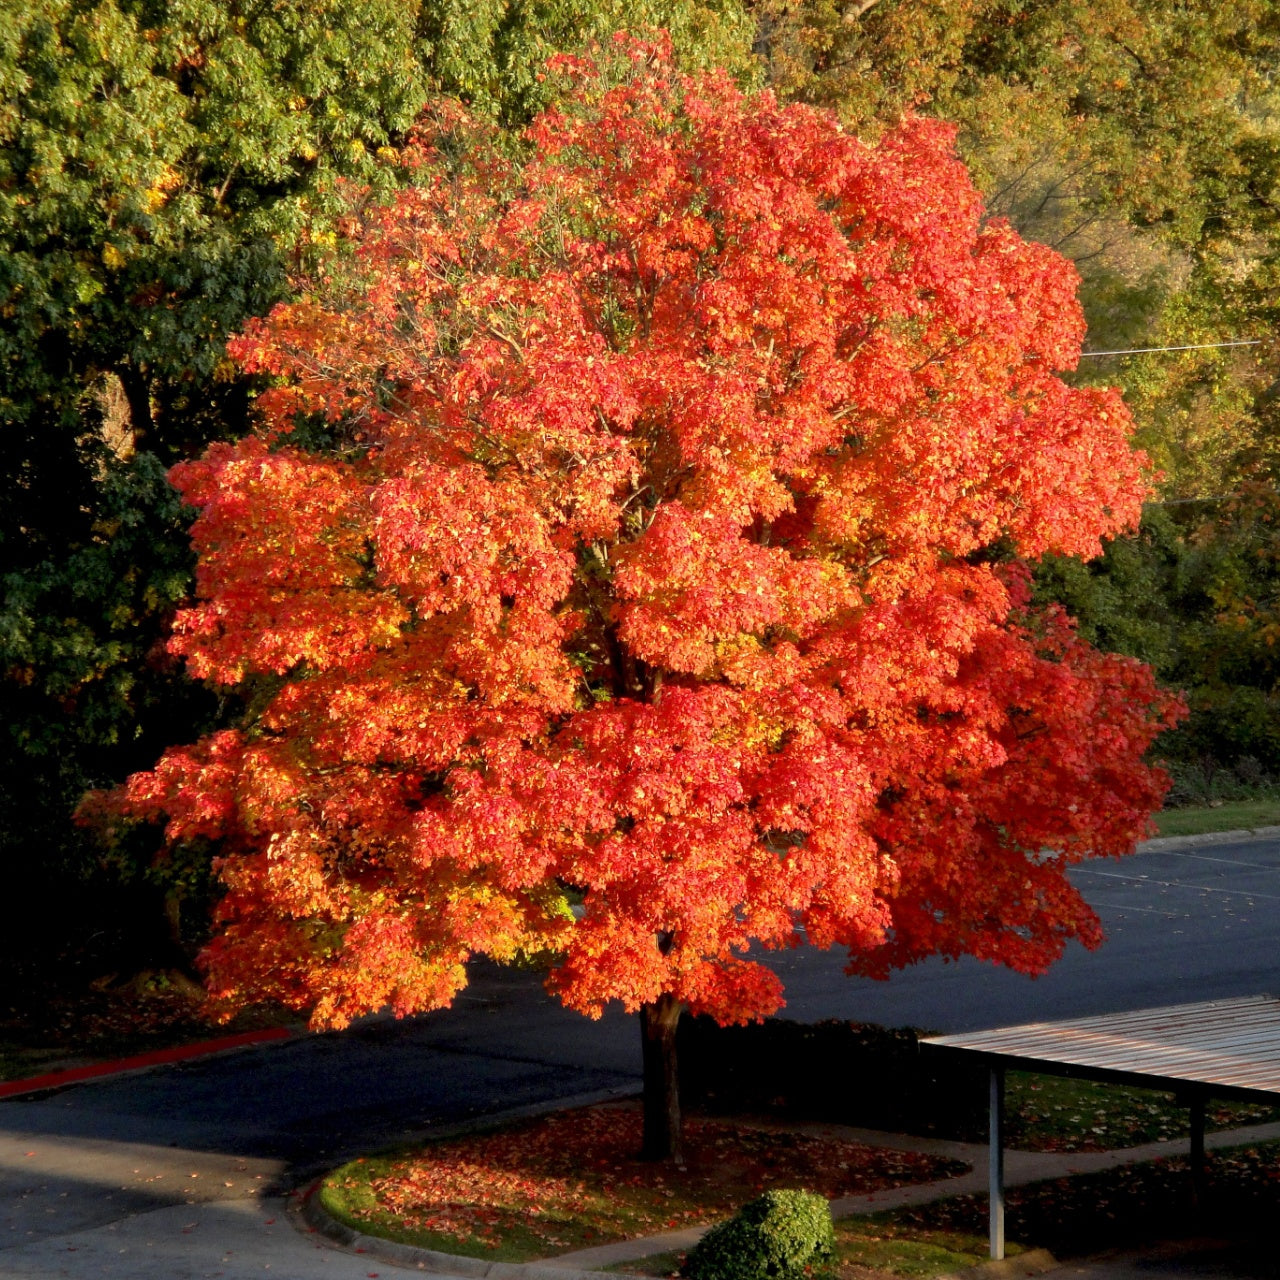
[1139,824,1280,851]
[296,1180,610,1280]
[0,1026,296,1099]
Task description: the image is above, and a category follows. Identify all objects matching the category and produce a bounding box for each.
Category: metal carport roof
[922,995,1280,1259]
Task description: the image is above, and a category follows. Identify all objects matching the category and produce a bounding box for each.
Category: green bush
[682,1188,835,1280]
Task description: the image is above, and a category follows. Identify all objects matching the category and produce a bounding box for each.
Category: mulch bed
[0,965,293,1082]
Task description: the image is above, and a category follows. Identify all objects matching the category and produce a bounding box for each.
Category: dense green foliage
[0,0,427,555]
[1036,490,1280,801]
[682,1189,835,1280]
[0,452,220,967]
[419,0,755,123]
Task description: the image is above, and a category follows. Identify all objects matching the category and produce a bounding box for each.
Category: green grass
[603,1247,686,1275]
[316,1104,966,1264]
[1003,1073,1280,1152]
[604,1220,1023,1277]
[1152,799,1280,837]
[317,1141,714,1263]
[831,1220,1006,1278]
[319,1171,575,1262]
[0,1043,89,1083]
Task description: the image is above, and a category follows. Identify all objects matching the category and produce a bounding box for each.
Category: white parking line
[1159,850,1280,872]
[1087,900,1190,917]
[1071,867,1278,901]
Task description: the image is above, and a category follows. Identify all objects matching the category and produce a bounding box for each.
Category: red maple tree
[91,42,1180,1160]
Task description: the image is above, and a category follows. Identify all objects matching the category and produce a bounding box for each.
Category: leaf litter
[323,1102,967,1261]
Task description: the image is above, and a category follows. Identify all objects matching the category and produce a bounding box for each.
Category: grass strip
[318,1102,967,1263]
[1002,1072,1280,1152]
[606,1223,1024,1278]
[1152,800,1280,837]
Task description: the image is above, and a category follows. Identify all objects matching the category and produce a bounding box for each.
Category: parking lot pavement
[1069,838,1280,928]
[770,831,1280,1032]
[0,1193,466,1280]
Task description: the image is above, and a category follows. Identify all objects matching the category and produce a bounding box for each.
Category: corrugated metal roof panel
[923,995,1280,1094]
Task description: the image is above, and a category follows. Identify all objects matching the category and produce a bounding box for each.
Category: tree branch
[843,0,882,20]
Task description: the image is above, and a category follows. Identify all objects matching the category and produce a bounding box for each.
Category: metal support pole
[1189,1091,1206,1213]
[989,1065,1005,1261]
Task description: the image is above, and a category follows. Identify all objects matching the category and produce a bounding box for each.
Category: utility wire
[1079,339,1263,358]
[1146,495,1235,506]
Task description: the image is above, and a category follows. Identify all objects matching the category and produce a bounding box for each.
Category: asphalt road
[2,830,1279,1278]
[777,832,1280,1031]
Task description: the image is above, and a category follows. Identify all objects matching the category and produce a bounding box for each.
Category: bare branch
[843,0,882,21]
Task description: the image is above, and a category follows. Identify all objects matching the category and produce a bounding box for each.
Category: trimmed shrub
[682,1188,835,1280]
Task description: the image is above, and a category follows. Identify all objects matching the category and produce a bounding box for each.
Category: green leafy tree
[418,0,755,123]
[1,0,429,561]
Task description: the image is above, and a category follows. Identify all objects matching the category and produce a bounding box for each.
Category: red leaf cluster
[95,42,1181,1030]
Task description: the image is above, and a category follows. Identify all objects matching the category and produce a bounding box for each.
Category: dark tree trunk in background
[117,363,153,447]
[640,993,685,1163]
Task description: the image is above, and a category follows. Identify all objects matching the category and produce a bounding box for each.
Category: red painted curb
[0,1026,296,1099]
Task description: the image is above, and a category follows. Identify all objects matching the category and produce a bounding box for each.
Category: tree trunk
[640,993,685,1163]
[117,362,153,448]
[163,888,184,950]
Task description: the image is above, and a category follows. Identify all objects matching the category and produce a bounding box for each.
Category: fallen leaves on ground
[330,1103,967,1258]
[1004,1075,1280,1152]
[889,1141,1280,1258]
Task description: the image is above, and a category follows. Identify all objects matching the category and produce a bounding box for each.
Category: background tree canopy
[752,0,1280,497]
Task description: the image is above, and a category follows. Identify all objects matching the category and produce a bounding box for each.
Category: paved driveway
[2,830,1278,1278]
[771,832,1280,1031]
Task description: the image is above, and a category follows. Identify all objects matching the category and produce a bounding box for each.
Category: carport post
[1189,1090,1206,1211]
[989,1064,1005,1261]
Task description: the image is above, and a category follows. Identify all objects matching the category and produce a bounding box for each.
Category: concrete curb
[939,1248,1059,1279]
[296,1180,609,1280]
[0,1026,297,1099]
[1137,824,1280,852]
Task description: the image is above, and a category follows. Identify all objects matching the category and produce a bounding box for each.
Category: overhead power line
[1079,339,1264,358]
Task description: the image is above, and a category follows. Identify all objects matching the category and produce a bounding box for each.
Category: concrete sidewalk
[550,1118,1280,1272]
[293,1115,1280,1280]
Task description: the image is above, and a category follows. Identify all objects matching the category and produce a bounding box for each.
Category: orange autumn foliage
[92,41,1180,1032]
